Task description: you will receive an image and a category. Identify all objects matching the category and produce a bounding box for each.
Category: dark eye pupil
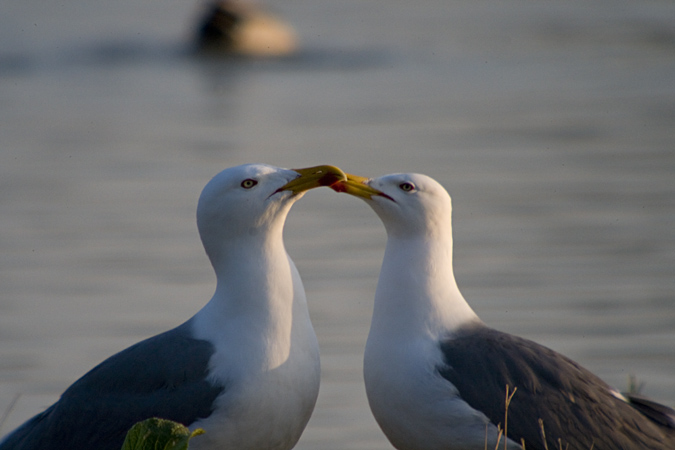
[400,183,414,191]
[241,179,257,188]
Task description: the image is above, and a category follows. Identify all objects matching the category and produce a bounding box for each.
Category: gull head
[197,163,345,255]
[331,172,453,239]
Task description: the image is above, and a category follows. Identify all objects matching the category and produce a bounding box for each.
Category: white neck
[189,226,321,450]
[216,232,291,313]
[371,233,481,341]
[192,231,299,370]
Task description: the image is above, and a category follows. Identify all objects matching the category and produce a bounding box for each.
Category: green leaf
[121,417,205,450]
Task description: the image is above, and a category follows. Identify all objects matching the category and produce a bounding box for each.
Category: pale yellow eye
[399,182,415,192]
[241,179,258,189]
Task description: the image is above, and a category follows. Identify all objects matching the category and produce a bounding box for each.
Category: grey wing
[438,326,674,450]
[623,392,675,430]
[0,322,224,450]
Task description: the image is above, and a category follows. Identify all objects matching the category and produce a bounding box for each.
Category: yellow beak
[278,165,347,195]
[330,173,391,200]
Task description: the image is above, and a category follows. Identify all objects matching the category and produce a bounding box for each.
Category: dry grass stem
[504,385,517,450]
[538,418,549,450]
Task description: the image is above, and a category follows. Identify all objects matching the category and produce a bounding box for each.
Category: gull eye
[241,179,258,189]
[399,182,415,192]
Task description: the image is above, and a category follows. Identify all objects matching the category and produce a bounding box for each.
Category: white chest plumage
[191,342,320,450]
[364,334,518,450]
[189,251,321,450]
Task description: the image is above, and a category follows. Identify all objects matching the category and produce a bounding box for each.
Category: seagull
[0,163,346,450]
[331,172,675,450]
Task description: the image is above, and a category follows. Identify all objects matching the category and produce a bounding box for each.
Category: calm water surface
[1,1,674,448]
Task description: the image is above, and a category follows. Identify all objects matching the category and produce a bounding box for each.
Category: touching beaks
[277,165,347,196]
[330,173,394,201]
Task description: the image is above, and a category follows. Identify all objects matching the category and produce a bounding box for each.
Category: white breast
[189,257,320,450]
[364,335,518,450]
[191,342,320,450]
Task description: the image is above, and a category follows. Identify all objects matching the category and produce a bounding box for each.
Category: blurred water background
[1,0,674,448]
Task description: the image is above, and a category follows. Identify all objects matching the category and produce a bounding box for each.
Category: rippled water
[1,1,674,447]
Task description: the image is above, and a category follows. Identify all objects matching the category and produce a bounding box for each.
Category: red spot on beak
[318,172,344,187]
[330,181,348,193]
